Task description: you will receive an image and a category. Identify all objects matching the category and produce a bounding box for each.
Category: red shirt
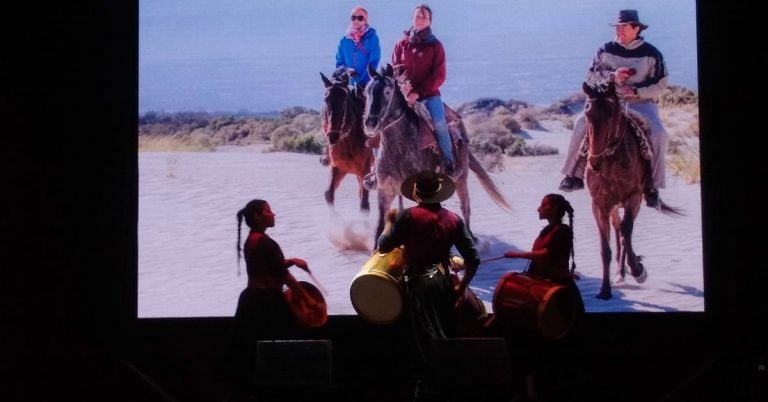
[244,231,288,290]
[528,223,573,281]
[377,204,479,272]
[391,34,446,99]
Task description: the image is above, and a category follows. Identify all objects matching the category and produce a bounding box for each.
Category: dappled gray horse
[363,64,512,243]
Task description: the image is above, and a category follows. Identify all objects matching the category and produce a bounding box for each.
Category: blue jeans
[422,96,454,164]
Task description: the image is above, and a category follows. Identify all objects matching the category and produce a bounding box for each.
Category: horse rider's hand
[399,81,412,94]
[616,83,638,99]
[613,67,635,84]
[406,92,419,106]
[504,251,518,258]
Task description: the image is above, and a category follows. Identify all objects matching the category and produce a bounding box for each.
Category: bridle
[586,96,628,169]
[365,76,407,133]
[324,83,352,140]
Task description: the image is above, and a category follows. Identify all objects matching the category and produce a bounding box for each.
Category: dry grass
[138,133,217,152]
[661,103,700,183]
[137,88,700,181]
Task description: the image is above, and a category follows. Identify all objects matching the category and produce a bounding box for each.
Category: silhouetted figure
[226,199,318,401]
[377,170,480,402]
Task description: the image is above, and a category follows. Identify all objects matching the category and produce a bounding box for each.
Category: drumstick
[307,272,329,296]
[481,255,506,264]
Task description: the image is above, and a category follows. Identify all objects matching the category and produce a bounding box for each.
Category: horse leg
[356,176,370,212]
[610,209,625,284]
[594,205,613,300]
[324,167,344,206]
[621,203,647,283]
[374,190,396,249]
[455,180,475,240]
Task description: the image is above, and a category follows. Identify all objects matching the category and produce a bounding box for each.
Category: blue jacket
[335,27,381,87]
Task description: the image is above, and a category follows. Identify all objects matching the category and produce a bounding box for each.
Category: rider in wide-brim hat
[610,9,649,31]
[400,170,455,204]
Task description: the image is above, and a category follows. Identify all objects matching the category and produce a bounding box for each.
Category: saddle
[366,102,468,158]
[579,109,653,161]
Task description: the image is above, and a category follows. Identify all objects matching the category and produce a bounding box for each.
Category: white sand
[138,120,703,317]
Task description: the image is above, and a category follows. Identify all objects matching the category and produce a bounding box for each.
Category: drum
[446,255,490,335]
[284,281,327,328]
[492,272,576,339]
[451,273,489,336]
[349,247,405,325]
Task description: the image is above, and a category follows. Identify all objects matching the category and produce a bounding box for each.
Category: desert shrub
[280,106,317,119]
[514,107,544,130]
[289,112,322,134]
[138,132,215,152]
[272,132,325,154]
[661,99,700,183]
[468,140,505,172]
[464,113,519,152]
[659,85,698,108]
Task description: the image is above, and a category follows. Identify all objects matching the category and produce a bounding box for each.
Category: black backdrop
[2,2,765,401]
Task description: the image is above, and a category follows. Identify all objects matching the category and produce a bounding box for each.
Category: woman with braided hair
[227,199,317,400]
[503,194,584,315]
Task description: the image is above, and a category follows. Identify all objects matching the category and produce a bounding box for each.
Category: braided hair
[545,193,577,275]
[235,199,268,276]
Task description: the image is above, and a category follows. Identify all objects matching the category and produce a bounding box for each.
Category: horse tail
[468,151,512,213]
[654,200,685,217]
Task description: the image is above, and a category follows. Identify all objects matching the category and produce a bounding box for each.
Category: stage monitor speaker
[254,339,333,386]
[427,337,512,385]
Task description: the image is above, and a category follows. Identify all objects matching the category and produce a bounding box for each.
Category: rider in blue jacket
[335,6,381,88]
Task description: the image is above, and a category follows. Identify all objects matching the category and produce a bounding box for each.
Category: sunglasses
[350,15,365,21]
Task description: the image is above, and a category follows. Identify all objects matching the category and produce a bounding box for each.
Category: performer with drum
[503,194,585,325]
[377,170,480,402]
[228,199,323,400]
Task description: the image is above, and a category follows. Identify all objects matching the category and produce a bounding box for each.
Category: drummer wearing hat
[377,170,480,401]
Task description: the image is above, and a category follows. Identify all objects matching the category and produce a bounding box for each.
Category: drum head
[537,285,575,340]
[285,281,328,328]
[349,274,403,325]
[491,272,576,340]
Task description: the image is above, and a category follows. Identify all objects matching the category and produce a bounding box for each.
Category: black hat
[400,170,455,204]
[610,9,649,30]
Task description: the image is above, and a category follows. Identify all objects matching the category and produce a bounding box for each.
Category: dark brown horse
[363,64,512,242]
[320,72,374,212]
[582,81,682,300]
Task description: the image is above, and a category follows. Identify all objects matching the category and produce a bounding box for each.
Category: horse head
[582,81,625,170]
[363,63,404,136]
[321,71,356,145]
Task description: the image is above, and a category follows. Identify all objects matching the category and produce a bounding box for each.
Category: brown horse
[320,71,374,212]
[363,64,512,243]
[582,81,682,300]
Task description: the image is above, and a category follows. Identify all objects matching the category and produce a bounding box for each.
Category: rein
[587,107,627,162]
[370,77,407,133]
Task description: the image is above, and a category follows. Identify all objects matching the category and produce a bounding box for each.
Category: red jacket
[391,34,446,99]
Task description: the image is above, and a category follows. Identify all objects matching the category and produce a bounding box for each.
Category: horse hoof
[614,274,626,285]
[363,173,377,191]
[596,290,612,300]
[632,265,648,284]
[319,155,330,166]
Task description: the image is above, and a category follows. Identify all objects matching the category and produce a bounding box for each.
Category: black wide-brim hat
[610,9,649,30]
[401,170,455,204]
